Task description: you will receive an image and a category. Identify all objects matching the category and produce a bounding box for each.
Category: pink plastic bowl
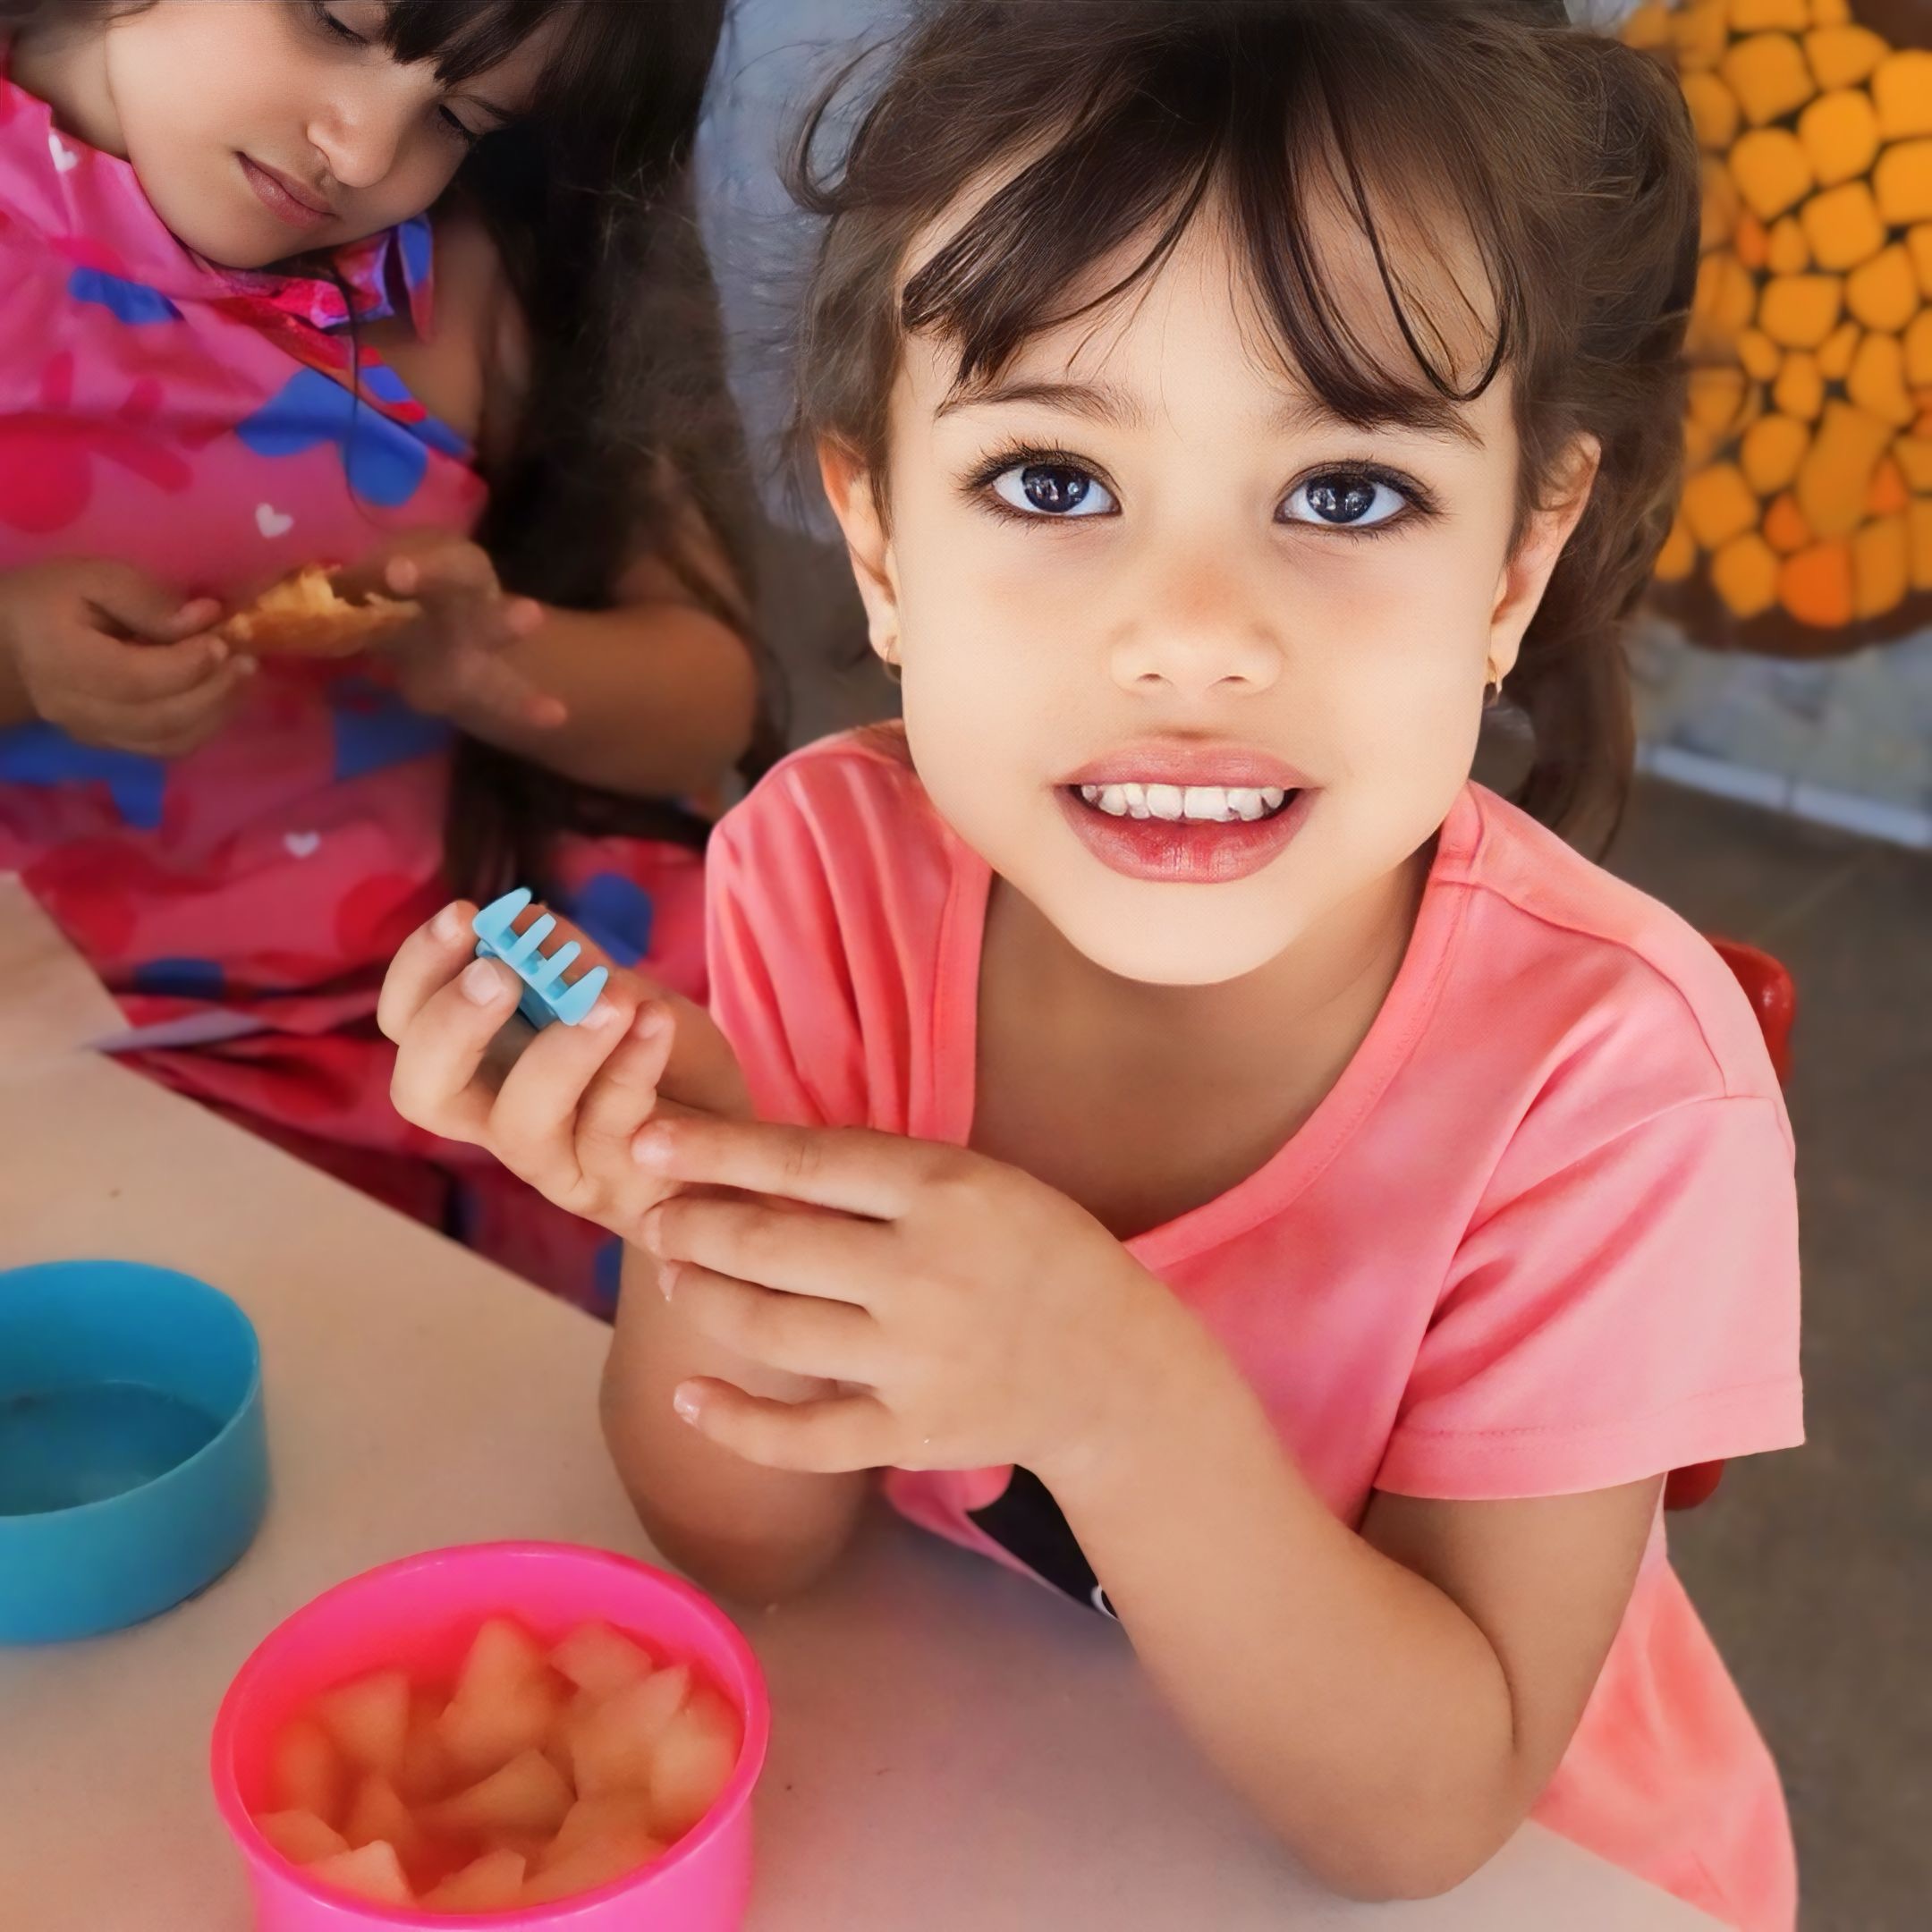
[211,1542,769,1931]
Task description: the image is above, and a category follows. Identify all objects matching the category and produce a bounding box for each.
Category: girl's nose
[307,91,409,193]
[1107,554,1284,699]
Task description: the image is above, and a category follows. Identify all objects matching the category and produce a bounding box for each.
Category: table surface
[0,921,1721,1930]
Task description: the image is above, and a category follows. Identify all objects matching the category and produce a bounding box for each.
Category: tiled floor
[760,545,1930,1927]
[1606,780,1932,1932]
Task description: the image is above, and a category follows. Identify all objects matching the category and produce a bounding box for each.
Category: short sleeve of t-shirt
[704,739,952,1140]
[1377,1087,1802,1500]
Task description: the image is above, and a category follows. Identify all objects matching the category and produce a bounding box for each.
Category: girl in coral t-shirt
[379,3,1803,1923]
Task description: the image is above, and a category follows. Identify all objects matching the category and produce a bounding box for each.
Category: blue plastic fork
[471,886,609,1029]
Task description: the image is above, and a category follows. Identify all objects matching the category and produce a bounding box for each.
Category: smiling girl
[377,2,1803,1922]
[0,0,759,1301]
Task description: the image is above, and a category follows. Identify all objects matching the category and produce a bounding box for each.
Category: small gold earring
[1483,660,1505,710]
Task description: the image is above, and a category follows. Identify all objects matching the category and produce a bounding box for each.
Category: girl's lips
[1055,784,1317,885]
[240,155,331,230]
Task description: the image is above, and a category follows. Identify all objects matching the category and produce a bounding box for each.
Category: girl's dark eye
[437,107,481,147]
[309,1,367,47]
[1279,471,1411,530]
[990,462,1117,519]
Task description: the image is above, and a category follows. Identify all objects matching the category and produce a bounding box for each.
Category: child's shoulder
[718,725,937,853]
[1441,784,1783,1113]
[710,725,956,919]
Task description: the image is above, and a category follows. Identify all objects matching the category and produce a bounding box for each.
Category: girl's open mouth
[1056,778,1315,885]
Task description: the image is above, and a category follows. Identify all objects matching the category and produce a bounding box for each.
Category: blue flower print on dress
[559,871,657,968]
[234,368,432,508]
[66,268,182,326]
[327,676,451,783]
[131,957,226,1002]
[0,722,167,828]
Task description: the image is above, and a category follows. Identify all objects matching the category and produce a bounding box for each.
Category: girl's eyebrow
[1272,392,1485,449]
[936,377,1148,428]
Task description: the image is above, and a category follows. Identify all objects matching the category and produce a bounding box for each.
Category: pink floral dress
[0,59,705,1309]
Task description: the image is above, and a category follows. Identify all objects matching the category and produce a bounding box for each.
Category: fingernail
[657,1259,678,1301]
[432,903,467,945]
[461,959,507,1005]
[582,997,619,1030]
[634,1004,668,1040]
[207,639,228,665]
[389,559,419,593]
[632,1125,673,1169]
[673,1385,702,1425]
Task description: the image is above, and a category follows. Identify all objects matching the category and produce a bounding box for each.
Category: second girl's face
[829,207,1590,987]
[100,1,555,267]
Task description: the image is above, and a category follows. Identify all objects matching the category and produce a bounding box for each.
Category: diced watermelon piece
[550,1622,654,1699]
[309,1840,414,1908]
[649,1688,741,1838]
[423,1848,528,1912]
[424,1749,573,1839]
[257,1809,349,1866]
[315,1668,411,1780]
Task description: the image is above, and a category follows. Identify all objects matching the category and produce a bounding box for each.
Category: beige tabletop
[0,922,1721,1929]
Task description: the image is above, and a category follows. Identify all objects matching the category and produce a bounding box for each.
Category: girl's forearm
[455,600,756,798]
[1041,1333,1526,1902]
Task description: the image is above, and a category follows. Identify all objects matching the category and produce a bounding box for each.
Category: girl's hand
[377,899,751,1236]
[630,1117,1202,1482]
[0,559,252,756]
[335,533,566,733]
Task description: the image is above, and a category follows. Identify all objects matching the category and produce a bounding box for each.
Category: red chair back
[1662,937,1797,1512]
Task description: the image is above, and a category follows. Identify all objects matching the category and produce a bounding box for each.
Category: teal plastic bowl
[0,1261,268,1643]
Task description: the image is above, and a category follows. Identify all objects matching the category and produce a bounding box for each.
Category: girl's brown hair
[786,0,1699,852]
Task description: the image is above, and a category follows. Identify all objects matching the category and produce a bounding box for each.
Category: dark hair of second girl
[784,0,1700,854]
[2,0,784,894]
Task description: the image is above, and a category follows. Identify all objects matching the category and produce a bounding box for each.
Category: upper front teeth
[1077,782,1289,821]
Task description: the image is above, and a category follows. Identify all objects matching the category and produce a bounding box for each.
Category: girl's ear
[818,440,902,672]
[1487,434,1601,683]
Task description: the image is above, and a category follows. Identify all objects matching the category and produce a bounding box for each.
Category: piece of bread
[219,565,421,658]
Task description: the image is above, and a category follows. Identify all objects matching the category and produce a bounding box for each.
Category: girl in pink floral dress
[0,1,764,1307]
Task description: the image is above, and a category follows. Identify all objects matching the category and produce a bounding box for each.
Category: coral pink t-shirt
[707,733,1803,1931]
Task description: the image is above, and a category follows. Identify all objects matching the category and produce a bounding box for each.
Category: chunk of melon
[542,1794,659,1870]
[343,1774,425,1864]
[270,1718,347,1826]
[438,1619,564,1778]
[569,1665,692,1799]
[424,1849,529,1914]
[396,1691,460,1806]
[257,1809,350,1867]
[423,1749,573,1839]
[551,1622,656,1699]
[648,1689,741,1839]
[309,1841,414,1908]
[521,1823,665,1908]
[315,1668,411,1781]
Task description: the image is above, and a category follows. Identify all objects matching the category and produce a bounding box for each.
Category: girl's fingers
[633,1117,920,1220]
[672,1378,894,1474]
[487,988,639,1197]
[449,643,566,729]
[121,651,257,732]
[661,1265,883,1384]
[82,627,235,702]
[384,540,496,602]
[642,1191,886,1306]
[575,1004,680,1172]
[386,953,521,1144]
[377,902,481,1042]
